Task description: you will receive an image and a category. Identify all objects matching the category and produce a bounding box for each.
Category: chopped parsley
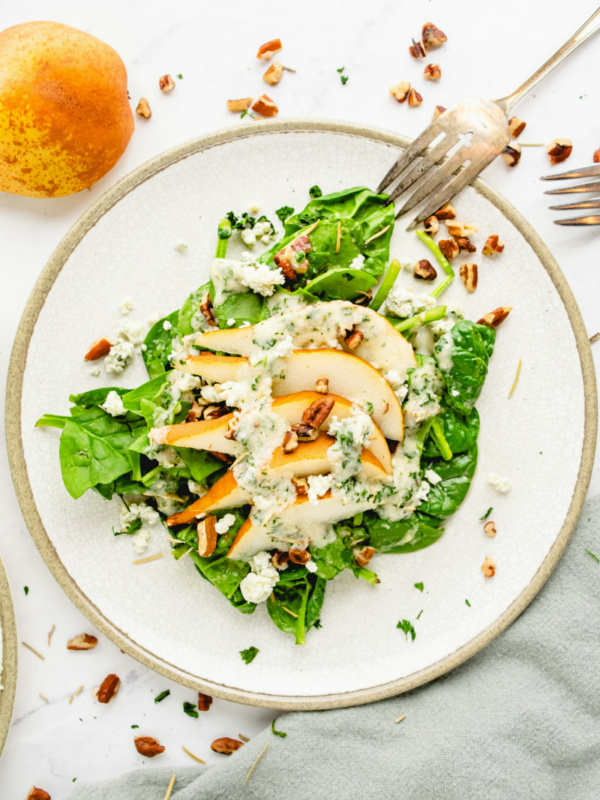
[240,646,259,664]
[240,109,257,119]
[337,67,345,73]
[23,586,29,596]
[271,719,287,738]
[154,690,170,703]
[309,185,322,198]
[585,548,599,563]
[479,507,493,521]
[177,73,183,79]
[313,619,322,629]
[341,75,349,85]
[465,599,471,607]
[131,724,139,729]
[416,609,423,620]
[183,701,199,718]
[414,582,424,592]
[115,518,142,537]
[396,619,416,641]
[276,205,294,224]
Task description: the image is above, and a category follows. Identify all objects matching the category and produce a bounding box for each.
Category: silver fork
[542,164,600,226]
[377,7,600,227]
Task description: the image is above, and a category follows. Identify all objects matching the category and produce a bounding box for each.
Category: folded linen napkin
[67,496,600,800]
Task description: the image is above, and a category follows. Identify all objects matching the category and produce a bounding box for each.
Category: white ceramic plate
[0,553,18,756]
[6,121,596,709]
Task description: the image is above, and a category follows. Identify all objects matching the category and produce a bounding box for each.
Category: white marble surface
[1,0,599,795]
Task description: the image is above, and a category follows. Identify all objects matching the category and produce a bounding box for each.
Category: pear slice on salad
[228,491,378,561]
[167,433,388,527]
[193,300,416,376]
[179,349,404,441]
[150,390,392,473]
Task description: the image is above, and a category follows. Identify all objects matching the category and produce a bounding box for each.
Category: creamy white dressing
[210,257,286,306]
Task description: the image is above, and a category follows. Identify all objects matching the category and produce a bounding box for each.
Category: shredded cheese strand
[244,742,270,785]
[508,359,522,399]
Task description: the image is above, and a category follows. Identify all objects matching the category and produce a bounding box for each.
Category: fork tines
[542,164,600,225]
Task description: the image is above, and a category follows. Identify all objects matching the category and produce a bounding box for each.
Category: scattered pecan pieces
[459,263,478,292]
[203,404,229,420]
[67,633,98,651]
[257,38,282,59]
[274,234,311,281]
[446,220,478,237]
[409,38,426,59]
[424,63,441,80]
[263,61,284,85]
[198,692,213,711]
[252,94,278,117]
[422,22,447,50]
[200,291,218,327]
[302,396,335,428]
[135,736,165,757]
[272,551,290,569]
[433,105,446,120]
[481,556,496,578]
[227,98,254,113]
[289,548,312,565]
[354,546,376,567]
[186,401,205,422]
[27,789,51,800]
[423,215,439,235]
[456,236,476,253]
[477,306,512,328]
[136,98,151,119]
[482,235,504,256]
[501,143,521,167]
[159,74,175,93]
[316,378,329,394]
[211,737,244,754]
[547,138,573,165]
[290,423,318,441]
[484,521,497,538]
[594,149,600,164]
[508,116,526,138]
[389,81,411,103]
[438,238,459,260]
[197,516,218,558]
[84,337,112,361]
[408,88,423,107]
[282,429,299,454]
[96,673,120,704]
[414,259,437,280]
[345,328,365,349]
[291,477,308,497]
[435,202,456,220]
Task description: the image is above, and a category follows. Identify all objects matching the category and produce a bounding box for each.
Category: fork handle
[495,6,600,112]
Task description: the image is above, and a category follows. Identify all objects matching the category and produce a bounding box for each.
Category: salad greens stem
[369,258,401,311]
[357,566,379,585]
[415,230,454,298]
[216,218,232,258]
[393,305,446,334]
[430,418,453,461]
[140,465,162,487]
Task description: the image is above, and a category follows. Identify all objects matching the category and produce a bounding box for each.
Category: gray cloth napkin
[67,496,600,800]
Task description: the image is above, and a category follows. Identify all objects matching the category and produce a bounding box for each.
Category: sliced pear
[167,434,388,527]
[177,352,249,383]
[151,391,392,472]
[179,349,403,441]
[228,492,378,561]
[194,300,416,376]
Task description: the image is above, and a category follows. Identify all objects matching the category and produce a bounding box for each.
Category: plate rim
[0,553,18,756]
[5,118,598,710]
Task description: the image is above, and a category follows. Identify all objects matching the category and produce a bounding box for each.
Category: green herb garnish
[341,75,349,85]
[465,599,471,607]
[240,646,259,664]
[24,586,29,596]
[396,619,416,641]
[480,507,493,521]
[414,582,424,592]
[309,185,322,198]
[271,719,287,738]
[154,690,170,703]
[177,73,183,79]
[585,548,599,563]
[183,701,199,718]
[276,205,294,224]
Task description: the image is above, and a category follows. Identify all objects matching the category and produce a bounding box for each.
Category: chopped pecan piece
[482,235,504,256]
[456,236,476,253]
[203,404,229,420]
[291,477,308,496]
[481,556,496,578]
[96,673,120,704]
[257,38,283,59]
[484,521,497,538]
[432,104,446,120]
[389,81,411,103]
[438,238,459,260]
[197,515,218,557]
[289,548,311,565]
[345,328,364,349]
[477,306,512,328]
[291,423,318,441]
[252,94,278,117]
[424,63,441,80]
[423,215,439,235]
[200,291,218,327]
[226,97,254,113]
[408,88,423,107]
[274,234,311,281]
[282,429,299,454]
[272,551,290,569]
[435,202,456,220]
[508,116,526,138]
[212,451,234,464]
[413,259,437,280]
[84,337,112,361]
[263,61,284,85]
[547,138,573,165]
[198,692,213,711]
[316,378,329,394]
[135,736,165,757]
[302,396,335,428]
[27,789,51,800]
[409,38,426,59]
[159,74,176,92]
[67,633,98,651]
[459,263,478,292]
[446,220,478,237]
[354,545,376,567]
[136,98,151,119]
[211,737,244,754]
[594,149,600,164]
[422,22,447,49]
[186,401,204,422]
[501,143,521,167]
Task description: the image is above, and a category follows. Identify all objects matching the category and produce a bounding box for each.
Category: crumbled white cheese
[120,298,133,315]
[305,559,318,573]
[240,549,280,603]
[434,333,455,371]
[227,318,236,326]
[241,228,256,247]
[210,258,286,305]
[348,254,365,270]
[424,469,442,485]
[163,320,173,331]
[105,320,147,374]
[382,286,436,319]
[100,390,126,417]
[215,513,236,535]
[119,503,162,553]
[307,474,333,506]
[249,203,260,213]
[187,480,205,495]
[488,473,511,493]
[89,367,101,377]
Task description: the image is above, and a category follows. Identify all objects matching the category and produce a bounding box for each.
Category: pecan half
[27,789,51,800]
[302,396,335,427]
[96,674,120,704]
[252,94,278,117]
[435,202,456,220]
[547,138,573,165]
[422,22,447,49]
[198,692,213,711]
[432,105,446,120]
[282,429,299,454]
[501,143,521,167]
[389,81,411,103]
[135,736,165,757]
[257,38,283,59]
[482,235,504,256]
[136,98,151,119]
[481,556,496,578]
[289,548,311,565]
[508,116,526,138]
[272,551,290,570]
[354,545,376,567]
[84,337,112,361]
[477,306,512,328]
[198,516,218,557]
[200,291,218,327]
[409,38,426,59]
[438,238,459,260]
[274,234,311,281]
[446,220,478,237]
[226,97,254,113]
[316,378,329,394]
[457,236,476,253]
[291,423,319,441]
[460,263,478,292]
[203,404,228,420]
[211,737,244,754]
[423,215,439,235]
[484,521,497,538]
[67,633,98,651]
[263,61,284,85]
[345,328,364,349]
[186,401,204,422]
[424,63,441,80]
[408,88,423,107]
[159,74,176,92]
[414,259,437,280]
[594,149,600,164]
[291,476,308,496]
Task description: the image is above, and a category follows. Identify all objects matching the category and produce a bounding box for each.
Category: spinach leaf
[190,551,250,600]
[142,311,179,378]
[366,513,444,554]
[267,576,311,645]
[275,205,294,224]
[422,406,480,458]
[306,576,326,630]
[122,374,169,415]
[418,446,478,519]
[175,447,224,486]
[311,536,354,580]
[304,267,377,300]
[434,321,496,414]
[214,291,264,328]
[69,387,129,408]
[177,282,210,339]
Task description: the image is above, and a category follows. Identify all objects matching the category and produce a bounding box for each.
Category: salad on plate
[38,187,507,644]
